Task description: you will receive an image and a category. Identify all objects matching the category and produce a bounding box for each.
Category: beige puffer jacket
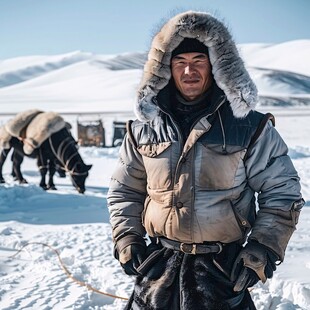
[108,98,303,261]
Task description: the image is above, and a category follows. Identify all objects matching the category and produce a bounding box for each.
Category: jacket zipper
[178,96,226,242]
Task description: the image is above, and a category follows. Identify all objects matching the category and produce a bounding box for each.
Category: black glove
[120,244,147,276]
[231,264,259,292]
[231,241,279,292]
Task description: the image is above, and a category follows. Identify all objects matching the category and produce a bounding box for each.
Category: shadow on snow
[0,184,110,225]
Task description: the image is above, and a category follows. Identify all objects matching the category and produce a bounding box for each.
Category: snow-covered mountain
[0,40,309,114]
[239,40,310,106]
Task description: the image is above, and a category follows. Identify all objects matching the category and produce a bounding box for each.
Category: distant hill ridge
[0,40,309,113]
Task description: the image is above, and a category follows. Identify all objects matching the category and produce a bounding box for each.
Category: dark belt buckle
[180,242,197,254]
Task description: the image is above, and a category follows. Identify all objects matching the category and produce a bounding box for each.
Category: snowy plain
[0,40,310,310]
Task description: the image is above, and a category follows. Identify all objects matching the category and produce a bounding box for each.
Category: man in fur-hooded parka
[107,11,304,310]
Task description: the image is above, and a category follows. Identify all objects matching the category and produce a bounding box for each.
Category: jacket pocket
[137,142,173,189]
[137,142,172,157]
[196,143,246,190]
[231,202,251,231]
[196,200,244,243]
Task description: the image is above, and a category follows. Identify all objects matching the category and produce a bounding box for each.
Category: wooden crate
[77,119,105,147]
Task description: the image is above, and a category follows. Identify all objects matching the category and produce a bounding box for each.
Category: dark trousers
[125,242,256,310]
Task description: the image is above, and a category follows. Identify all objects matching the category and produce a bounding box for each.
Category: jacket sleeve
[107,130,147,255]
[245,121,304,261]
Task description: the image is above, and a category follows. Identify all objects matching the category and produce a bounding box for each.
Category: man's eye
[173,62,185,67]
[196,59,209,64]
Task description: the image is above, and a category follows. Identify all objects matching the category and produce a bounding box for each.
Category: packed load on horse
[0,109,92,193]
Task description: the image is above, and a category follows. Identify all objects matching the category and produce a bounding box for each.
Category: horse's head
[70,162,92,194]
[47,127,92,193]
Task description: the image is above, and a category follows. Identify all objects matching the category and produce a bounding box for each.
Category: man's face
[171,52,212,101]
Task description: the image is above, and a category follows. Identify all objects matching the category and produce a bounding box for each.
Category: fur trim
[136,11,257,121]
[128,246,248,309]
[23,112,66,155]
[5,109,43,138]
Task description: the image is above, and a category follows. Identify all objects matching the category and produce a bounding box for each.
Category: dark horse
[0,127,92,193]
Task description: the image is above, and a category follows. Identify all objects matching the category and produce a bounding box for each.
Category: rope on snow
[9,242,129,301]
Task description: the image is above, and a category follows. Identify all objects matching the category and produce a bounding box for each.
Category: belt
[159,238,223,255]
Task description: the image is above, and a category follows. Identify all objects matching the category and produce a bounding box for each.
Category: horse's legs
[11,152,16,179]
[37,150,48,190]
[47,159,57,190]
[0,148,11,183]
[12,149,28,184]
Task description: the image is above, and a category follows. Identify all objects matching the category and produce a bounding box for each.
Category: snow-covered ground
[0,41,310,309]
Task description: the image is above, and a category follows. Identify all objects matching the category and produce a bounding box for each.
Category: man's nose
[184,64,193,75]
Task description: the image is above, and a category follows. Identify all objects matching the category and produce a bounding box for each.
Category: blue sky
[0,0,309,59]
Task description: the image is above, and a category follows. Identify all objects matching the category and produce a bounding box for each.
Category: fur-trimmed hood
[135,10,257,121]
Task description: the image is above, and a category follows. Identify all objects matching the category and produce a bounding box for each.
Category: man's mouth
[183,79,200,84]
